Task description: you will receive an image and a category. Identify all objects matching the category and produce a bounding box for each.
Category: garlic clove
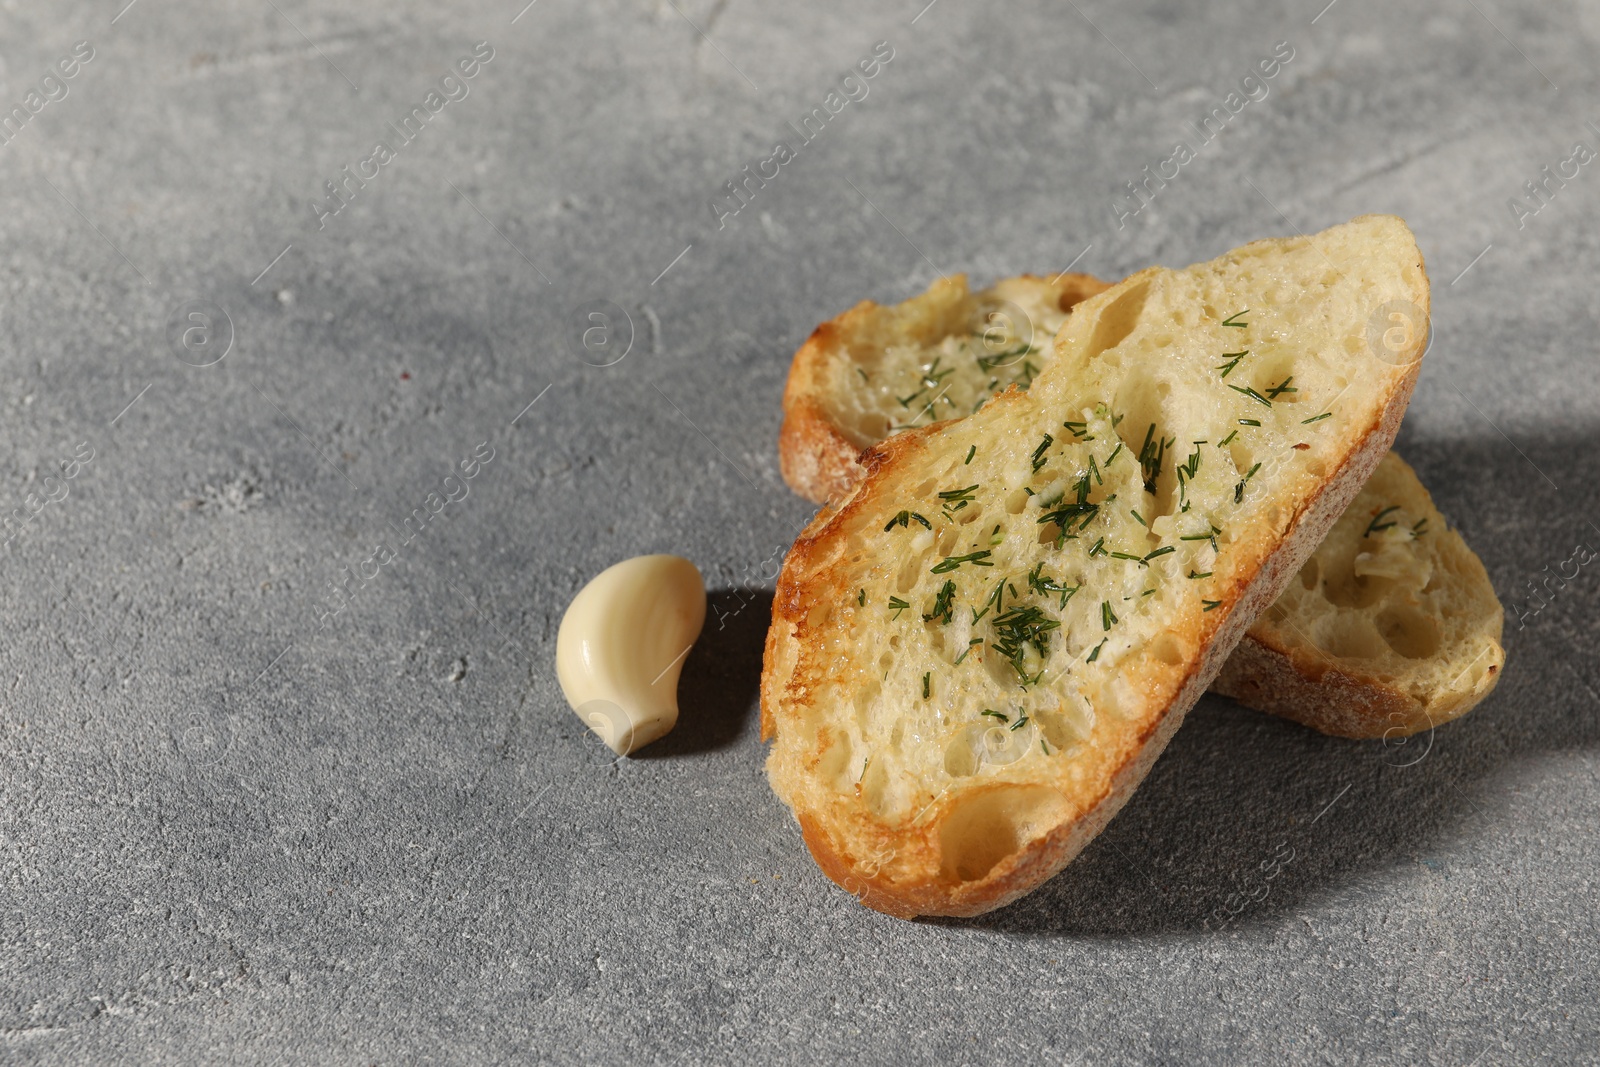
[555,555,706,755]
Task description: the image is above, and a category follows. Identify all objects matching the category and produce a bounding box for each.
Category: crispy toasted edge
[777,273,1112,505]
[1210,628,1498,740]
[762,256,1428,918]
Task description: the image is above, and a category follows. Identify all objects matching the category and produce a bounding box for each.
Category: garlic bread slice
[778,272,1110,505]
[762,216,1429,917]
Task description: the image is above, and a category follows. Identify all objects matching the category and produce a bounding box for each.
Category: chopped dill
[1216,350,1249,378]
[1235,461,1262,503]
[938,484,980,508]
[1087,638,1107,662]
[953,638,982,666]
[932,550,993,574]
[976,344,1033,371]
[884,510,932,532]
[922,672,930,700]
[1302,411,1332,425]
[1266,377,1297,399]
[1229,383,1273,408]
[1411,517,1430,538]
[1144,545,1176,562]
[1027,562,1081,609]
[1009,714,1030,732]
[1188,570,1213,579]
[1032,433,1054,473]
[1218,429,1240,446]
[925,579,957,624]
[1222,309,1249,328]
[1063,420,1091,440]
[991,605,1060,682]
[981,709,1009,723]
[972,582,1007,623]
[1203,599,1222,611]
[1102,601,1117,630]
[1179,444,1203,481]
[1038,500,1099,534]
[964,444,976,464]
[1364,505,1402,537]
[1131,508,1147,527]
[1138,422,1174,494]
[887,596,910,619]
[1238,418,1261,427]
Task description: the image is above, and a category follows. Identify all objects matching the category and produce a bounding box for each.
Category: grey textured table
[2,1,1597,1064]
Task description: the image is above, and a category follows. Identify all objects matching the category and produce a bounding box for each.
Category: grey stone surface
[0,0,1596,1063]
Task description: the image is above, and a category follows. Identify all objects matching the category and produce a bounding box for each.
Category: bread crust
[763,221,1430,917]
[1212,581,1503,740]
[777,273,1110,505]
[1212,631,1423,739]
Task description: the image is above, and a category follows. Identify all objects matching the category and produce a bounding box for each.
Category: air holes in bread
[1324,618,1387,659]
[861,759,893,816]
[1377,605,1442,659]
[819,732,856,791]
[938,785,1070,884]
[1150,632,1186,665]
[1084,281,1150,363]
[856,413,891,439]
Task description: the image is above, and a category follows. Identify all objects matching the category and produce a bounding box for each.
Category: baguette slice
[1211,451,1503,738]
[778,274,1502,739]
[762,216,1428,917]
[778,272,1110,505]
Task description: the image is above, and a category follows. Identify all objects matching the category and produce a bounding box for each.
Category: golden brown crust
[1212,631,1424,739]
[776,395,868,508]
[777,273,1111,505]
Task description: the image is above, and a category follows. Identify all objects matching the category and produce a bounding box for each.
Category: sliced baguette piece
[762,216,1429,917]
[777,272,1503,740]
[779,272,1110,505]
[1212,450,1503,738]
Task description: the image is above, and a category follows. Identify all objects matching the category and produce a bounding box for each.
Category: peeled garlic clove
[555,555,706,755]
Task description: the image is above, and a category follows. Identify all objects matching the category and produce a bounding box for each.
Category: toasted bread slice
[1212,451,1503,738]
[778,272,1110,505]
[762,216,1428,917]
[777,273,1503,740]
